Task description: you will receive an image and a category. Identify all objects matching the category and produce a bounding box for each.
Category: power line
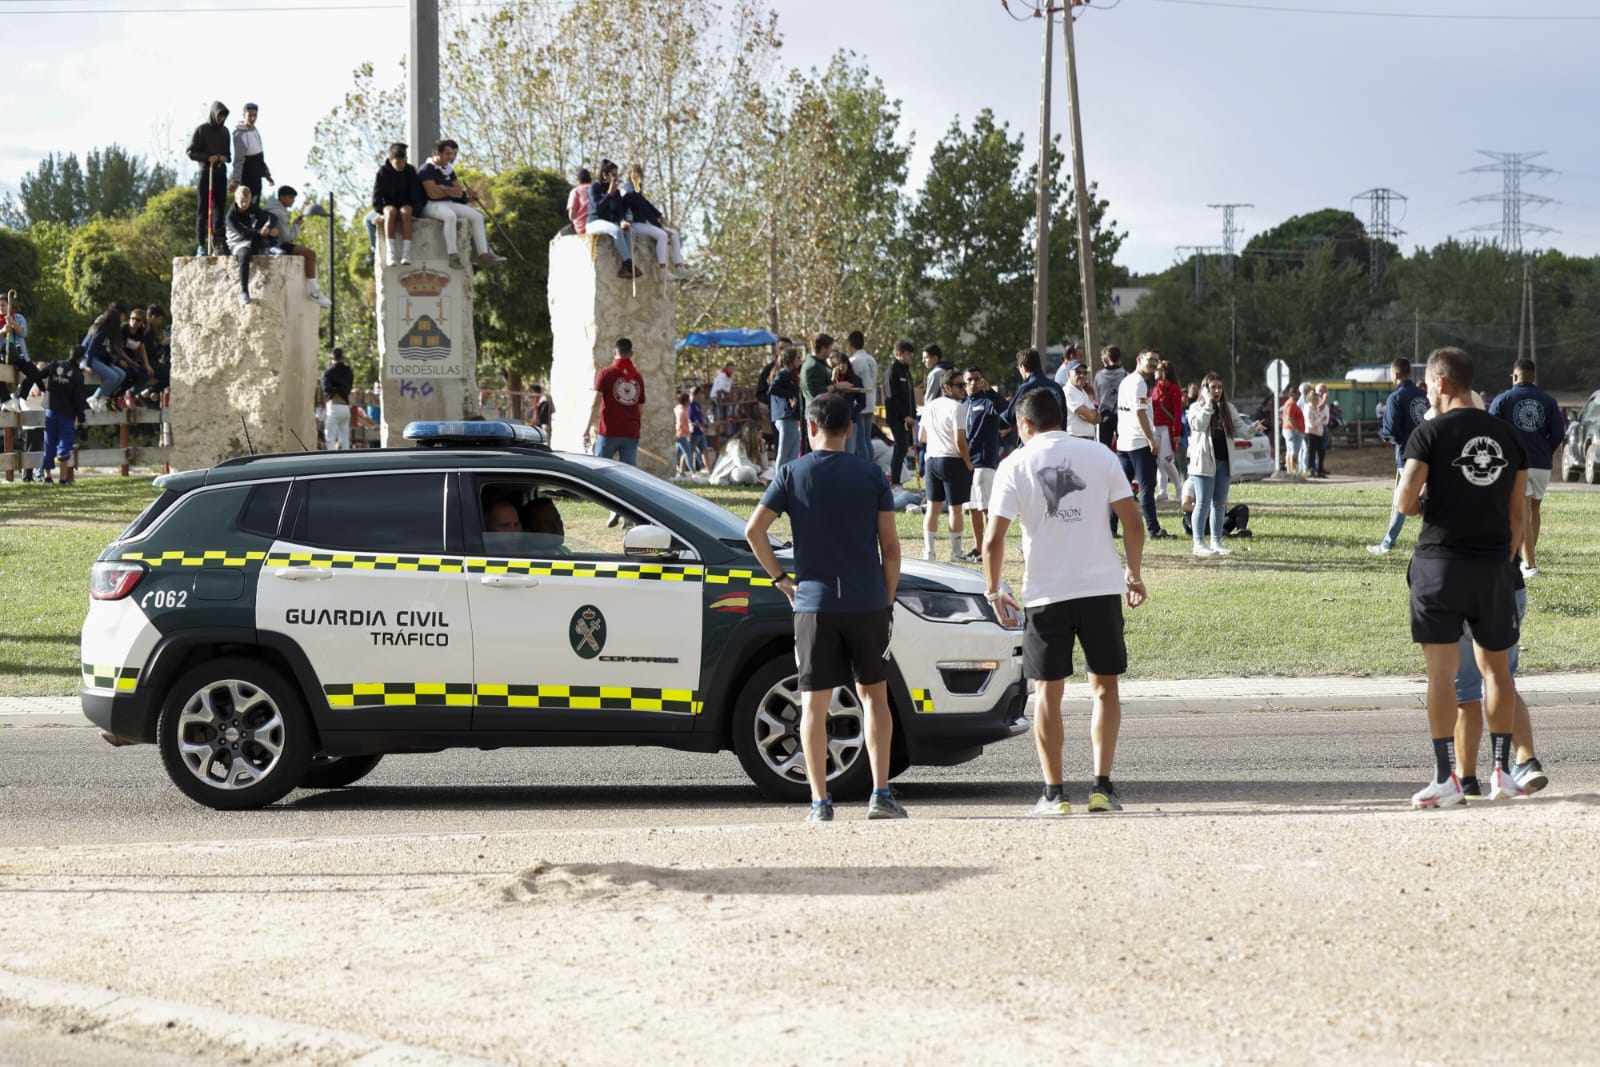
[1149,0,1600,20]
[1351,187,1406,289]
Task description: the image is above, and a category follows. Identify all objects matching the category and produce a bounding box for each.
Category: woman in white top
[1186,373,1261,558]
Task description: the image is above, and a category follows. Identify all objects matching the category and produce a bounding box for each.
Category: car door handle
[271,567,334,581]
[479,575,540,588]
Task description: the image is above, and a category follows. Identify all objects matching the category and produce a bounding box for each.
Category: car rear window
[290,473,446,553]
[115,489,184,543]
[238,481,290,538]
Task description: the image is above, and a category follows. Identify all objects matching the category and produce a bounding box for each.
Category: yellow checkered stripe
[465,559,704,582]
[704,567,775,587]
[324,682,701,714]
[910,688,936,713]
[83,663,140,692]
[123,548,770,587]
[120,550,268,568]
[265,552,466,573]
[325,682,476,707]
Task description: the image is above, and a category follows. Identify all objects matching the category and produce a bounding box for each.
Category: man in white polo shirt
[1062,359,1100,440]
[1114,348,1170,539]
[982,388,1148,815]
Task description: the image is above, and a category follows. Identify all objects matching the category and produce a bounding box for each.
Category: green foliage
[14,145,176,227]
[471,166,571,382]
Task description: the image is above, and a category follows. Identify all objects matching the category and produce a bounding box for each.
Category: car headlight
[897,589,1020,628]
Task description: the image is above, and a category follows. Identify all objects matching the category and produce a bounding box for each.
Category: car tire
[300,754,384,790]
[730,656,876,803]
[1587,442,1600,486]
[157,657,313,810]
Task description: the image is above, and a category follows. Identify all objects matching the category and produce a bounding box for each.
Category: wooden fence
[0,365,170,480]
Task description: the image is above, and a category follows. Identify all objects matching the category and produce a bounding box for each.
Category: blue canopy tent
[674,328,780,350]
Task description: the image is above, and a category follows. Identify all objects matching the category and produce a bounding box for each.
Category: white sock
[951,531,964,557]
[386,239,398,264]
[923,530,935,559]
[400,239,412,260]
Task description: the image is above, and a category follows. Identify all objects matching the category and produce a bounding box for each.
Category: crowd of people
[565,160,687,280]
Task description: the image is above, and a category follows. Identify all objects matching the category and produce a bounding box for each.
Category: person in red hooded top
[583,337,646,465]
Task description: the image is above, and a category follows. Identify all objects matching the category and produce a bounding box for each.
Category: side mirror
[623,524,678,558]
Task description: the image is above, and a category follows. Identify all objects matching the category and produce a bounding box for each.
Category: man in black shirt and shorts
[746,393,906,822]
[1398,347,1528,809]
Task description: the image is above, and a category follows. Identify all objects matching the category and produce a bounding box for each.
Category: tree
[470,166,572,392]
[15,145,175,227]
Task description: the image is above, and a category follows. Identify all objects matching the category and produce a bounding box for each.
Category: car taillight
[91,560,148,600]
[1234,439,1252,450]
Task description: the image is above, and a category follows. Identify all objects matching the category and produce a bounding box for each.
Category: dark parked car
[1562,389,1600,483]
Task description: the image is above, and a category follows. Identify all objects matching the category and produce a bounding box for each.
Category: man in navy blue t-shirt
[746,393,906,822]
[1488,357,1566,578]
[1368,356,1429,554]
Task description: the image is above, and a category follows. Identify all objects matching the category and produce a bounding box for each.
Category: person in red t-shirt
[1151,359,1184,501]
[583,337,646,465]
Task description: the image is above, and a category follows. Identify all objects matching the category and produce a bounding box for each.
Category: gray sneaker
[866,789,909,820]
[805,800,834,823]
[1512,758,1549,795]
[1366,542,1392,555]
[1031,794,1071,816]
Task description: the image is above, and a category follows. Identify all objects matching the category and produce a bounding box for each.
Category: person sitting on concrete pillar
[261,186,332,307]
[586,160,638,279]
[417,139,506,269]
[230,102,271,203]
[372,142,425,267]
[621,162,687,278]
[224,186,279,307]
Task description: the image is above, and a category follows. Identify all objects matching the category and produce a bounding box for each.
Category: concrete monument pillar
[168,255,319,470]
[547,233,677,476]
[375,216,481,445]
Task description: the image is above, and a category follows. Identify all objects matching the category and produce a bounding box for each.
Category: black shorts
[794,609,893,691]
[926,457,972,505]
[1407,554,1519,651]
[1023,595,1127,681]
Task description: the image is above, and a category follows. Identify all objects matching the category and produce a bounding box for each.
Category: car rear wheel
[300,754,384,790]
[157,658,313,810]
[731,656,875,803]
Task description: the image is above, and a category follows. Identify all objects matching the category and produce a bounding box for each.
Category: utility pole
[766,211,779,336]
[1413,307,1420,363]
[1175,245,1220,298]
[1209,203,1250,394]
[1029,4,1055,354]
[1061,1,1100,364]
[1352,187,1406,290]
[1467,150,1556,253]
[409,0,440,162]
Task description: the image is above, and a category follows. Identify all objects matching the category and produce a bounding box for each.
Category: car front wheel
[157,658,313,810]
[731,656,875,803]
[1587,441,1600,485]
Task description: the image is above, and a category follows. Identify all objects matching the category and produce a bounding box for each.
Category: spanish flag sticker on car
[709,592,750,615]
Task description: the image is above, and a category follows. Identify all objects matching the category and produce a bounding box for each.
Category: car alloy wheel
[731,657,875,802]
[158,657,312,810]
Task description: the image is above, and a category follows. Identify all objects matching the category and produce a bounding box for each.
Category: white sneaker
[1208,541,1233,556]
[308,283,332,308]
[1411,774,1466,810]
[86,396,106,413]
[1366,542,1392,555]
[1031,794,1072,816]
[1192,543,1215,557]
[1488,766,1527,800]
[1520,564,1539,579]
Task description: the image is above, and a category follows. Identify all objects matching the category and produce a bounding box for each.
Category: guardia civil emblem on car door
[570,605,606,659]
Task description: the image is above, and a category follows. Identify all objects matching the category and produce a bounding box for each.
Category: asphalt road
[4,701,1598,842]
[5,706,1600,1066]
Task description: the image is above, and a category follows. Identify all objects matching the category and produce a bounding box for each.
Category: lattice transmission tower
[1207,202,1252,277]
[1351,187,1406,289]
[1467,151,1555,253]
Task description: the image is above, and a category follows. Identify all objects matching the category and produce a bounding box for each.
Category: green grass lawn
[4,475,1599,697]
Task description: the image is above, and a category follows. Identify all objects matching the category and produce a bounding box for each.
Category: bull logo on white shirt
[1041,464,1087,519]
[1451,436,1509,487]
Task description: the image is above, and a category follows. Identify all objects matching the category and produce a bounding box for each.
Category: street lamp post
[304,195,337,349]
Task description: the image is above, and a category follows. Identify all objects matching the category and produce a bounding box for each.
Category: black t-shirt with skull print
[1405,407,1527,560]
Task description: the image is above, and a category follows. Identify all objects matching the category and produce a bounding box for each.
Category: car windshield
[605,465,777,546]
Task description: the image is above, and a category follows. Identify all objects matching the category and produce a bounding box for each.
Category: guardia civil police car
[82,421,1027,809]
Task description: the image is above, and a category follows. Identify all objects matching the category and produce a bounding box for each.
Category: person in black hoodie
[37,344,90,485]
[224,186,279,306]
[187,101,232,254]
[372,142,425,267]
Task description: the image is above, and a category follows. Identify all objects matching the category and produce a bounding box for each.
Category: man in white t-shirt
[1062,360,1099,440]
[846,330,879,463]
[983,387,1147,815]
[918,369,973,560]
[1114,349,1170,538]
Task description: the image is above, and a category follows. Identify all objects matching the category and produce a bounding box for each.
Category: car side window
[473,477,653,560]
[291,473,446,553]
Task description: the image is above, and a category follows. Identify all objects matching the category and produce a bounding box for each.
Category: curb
[0,968,504,1066]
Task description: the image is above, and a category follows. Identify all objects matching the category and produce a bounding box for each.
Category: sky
[0,0,1596,274]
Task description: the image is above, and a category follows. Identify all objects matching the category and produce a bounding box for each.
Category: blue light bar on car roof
[402,420,547,447]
